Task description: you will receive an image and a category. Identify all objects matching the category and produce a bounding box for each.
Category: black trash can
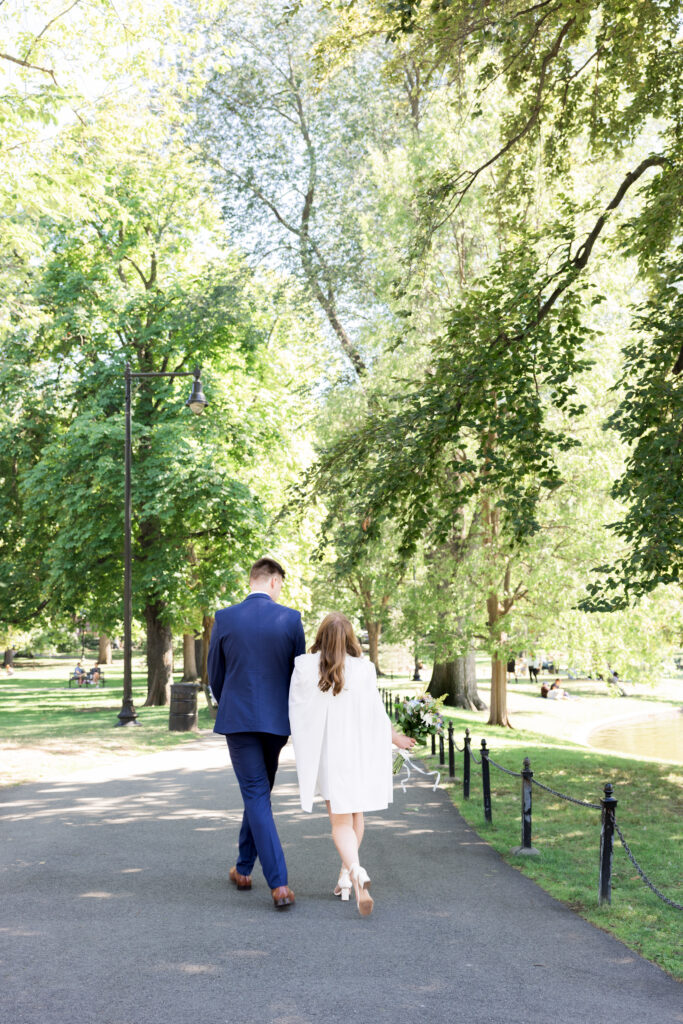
[169,682,199,732]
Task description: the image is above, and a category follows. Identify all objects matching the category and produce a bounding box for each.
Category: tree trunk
[143,602,173,706]
[200,613,216,711]
[462,651,487,710]
[3,647,15,668]
[487,657,512,727]
[429,653,486,710]
[366,621,383,675]
[181,633,198,681]
[98,634,113,664]
[484,590,513,727]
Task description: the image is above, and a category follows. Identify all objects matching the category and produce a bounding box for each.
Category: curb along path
[1,738,680,1024]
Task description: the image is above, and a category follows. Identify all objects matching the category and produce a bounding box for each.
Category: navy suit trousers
[226,732,288,889]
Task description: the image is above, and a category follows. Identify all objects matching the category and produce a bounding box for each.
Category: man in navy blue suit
[208,557,306,909]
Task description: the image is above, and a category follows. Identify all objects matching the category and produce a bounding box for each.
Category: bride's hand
[392,729,416,750]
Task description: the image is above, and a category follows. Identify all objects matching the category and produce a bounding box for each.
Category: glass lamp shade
[186,377,208,414]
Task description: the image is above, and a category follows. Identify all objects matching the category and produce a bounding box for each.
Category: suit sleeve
[293,613,306,658]
[206,616,225,703]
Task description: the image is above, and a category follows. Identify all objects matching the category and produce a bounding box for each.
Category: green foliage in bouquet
[396,693,447,742]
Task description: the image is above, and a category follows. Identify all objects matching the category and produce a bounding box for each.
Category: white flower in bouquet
[396,692,447,741]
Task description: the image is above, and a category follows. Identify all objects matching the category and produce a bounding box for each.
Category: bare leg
[328,805,366,895]
[329,804,363,871]
[352,811,364,850]
[327,804,359,870]
[327,804,373,914]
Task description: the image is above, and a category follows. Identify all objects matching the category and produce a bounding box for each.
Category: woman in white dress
[289,612,415,916]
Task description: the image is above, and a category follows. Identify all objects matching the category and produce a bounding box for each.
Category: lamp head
[186,367,208,414]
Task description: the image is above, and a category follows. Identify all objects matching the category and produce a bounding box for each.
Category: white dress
[289,652,393,814]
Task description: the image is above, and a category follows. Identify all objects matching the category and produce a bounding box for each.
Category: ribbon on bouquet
[393,749,441,794]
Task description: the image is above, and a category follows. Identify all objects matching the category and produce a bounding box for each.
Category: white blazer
[289,652,393,814]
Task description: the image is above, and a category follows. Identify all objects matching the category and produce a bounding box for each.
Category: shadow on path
[1,743,680,1024]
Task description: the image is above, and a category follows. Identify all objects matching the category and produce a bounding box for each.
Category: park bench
[68,668,105,688]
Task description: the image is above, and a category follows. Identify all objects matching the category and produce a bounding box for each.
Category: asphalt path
[1,737,680,1024]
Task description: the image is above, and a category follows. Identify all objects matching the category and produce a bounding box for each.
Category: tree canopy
[1,0,680,723]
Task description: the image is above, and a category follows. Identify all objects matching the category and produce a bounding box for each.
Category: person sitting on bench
[85,662,101,686]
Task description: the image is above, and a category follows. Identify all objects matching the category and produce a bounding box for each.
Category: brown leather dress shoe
[271,885,295,909]
[229,866,252,890]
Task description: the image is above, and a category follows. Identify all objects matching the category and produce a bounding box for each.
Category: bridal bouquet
[395,693,446,743]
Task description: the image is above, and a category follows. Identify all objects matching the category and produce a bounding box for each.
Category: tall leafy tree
[190,0,423,378]
[6,110,315,704]
[302,0,683,722]
[344,0,683,590]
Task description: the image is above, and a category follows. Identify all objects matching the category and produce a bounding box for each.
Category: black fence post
[394,695,400,723]
[512,757,539,856]
[431,733,436,755]
[599,782,618,905]
[439,732,445,766]
[448,722,455,779]
[463,728,471,800]
[481,739,492,823]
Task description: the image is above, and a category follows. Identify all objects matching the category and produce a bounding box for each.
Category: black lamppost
[116,364,208,727]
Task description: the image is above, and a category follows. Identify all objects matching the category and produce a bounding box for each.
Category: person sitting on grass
[548,679,576,700]
[607,664,627,696]
[547,679,565,699]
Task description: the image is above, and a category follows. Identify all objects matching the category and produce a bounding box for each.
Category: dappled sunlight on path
[1,739,680,1024]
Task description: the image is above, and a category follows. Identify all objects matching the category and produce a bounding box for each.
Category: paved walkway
[1,737,680,1024]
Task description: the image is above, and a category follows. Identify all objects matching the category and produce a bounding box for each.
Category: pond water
[589,710,683,763]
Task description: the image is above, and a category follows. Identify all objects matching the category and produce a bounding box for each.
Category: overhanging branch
[0,51,57,85]
[533,154,666,328]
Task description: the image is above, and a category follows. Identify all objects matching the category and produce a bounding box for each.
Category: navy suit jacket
[208,593,306,736]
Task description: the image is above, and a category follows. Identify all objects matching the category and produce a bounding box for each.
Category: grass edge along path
[415,713,682,981]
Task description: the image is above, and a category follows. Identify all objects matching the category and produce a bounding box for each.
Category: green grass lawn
[413,710,682,980]
[0,657,215,783]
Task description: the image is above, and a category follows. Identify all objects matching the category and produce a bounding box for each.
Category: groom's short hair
[249,557,286,582]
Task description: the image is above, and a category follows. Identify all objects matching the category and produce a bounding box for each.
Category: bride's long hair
[311,612,362,696]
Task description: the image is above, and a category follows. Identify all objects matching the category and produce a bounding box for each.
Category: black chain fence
[382,692,682,914]
[529,776,601,810]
